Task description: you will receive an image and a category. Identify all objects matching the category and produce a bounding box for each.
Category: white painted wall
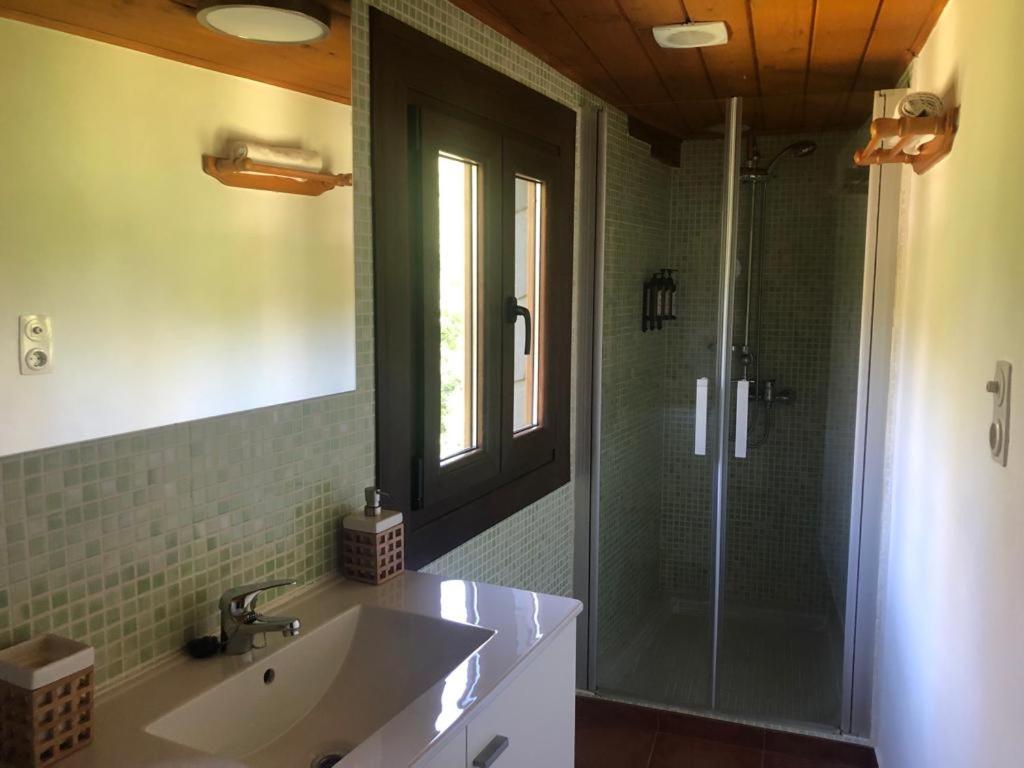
[873,1,1024,766]
[0,19,354,457]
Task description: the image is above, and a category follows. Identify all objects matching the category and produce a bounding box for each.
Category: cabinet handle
[472,735,509,767]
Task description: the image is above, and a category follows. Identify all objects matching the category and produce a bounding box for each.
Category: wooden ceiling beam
[628,114,681,166]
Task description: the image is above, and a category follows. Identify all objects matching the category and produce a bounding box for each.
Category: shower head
[765,140,817,172]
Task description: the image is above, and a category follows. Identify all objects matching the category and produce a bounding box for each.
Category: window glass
[513,176,543,432]
[438,153,481,461]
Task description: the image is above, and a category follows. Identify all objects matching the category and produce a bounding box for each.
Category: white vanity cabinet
[414,624,576,768]
[416,731,467,768]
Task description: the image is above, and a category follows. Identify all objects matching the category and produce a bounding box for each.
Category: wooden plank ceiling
[0,0,352,104]
[449,0,948,138]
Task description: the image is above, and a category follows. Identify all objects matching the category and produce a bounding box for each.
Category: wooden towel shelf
[202,155,352,196]
[853,108,959,175]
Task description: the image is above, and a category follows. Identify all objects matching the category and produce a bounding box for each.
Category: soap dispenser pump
[364,486,382,516]
[342,486,405,584]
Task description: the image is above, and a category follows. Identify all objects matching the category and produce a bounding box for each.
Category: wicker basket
[342,513,405,585]
[0,636,94,768]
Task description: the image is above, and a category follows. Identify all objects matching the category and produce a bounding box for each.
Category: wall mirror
[0,1,355,457]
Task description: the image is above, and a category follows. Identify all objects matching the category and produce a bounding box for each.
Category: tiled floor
[576,696,877,768]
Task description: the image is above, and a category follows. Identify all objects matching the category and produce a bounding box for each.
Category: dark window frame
[370,9,575,568]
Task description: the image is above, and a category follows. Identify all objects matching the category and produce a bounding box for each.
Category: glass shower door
[713,114,868,728]
[591,94,868,731]
[591,102,738,713]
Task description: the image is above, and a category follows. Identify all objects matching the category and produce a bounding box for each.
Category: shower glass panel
[592,102,735,713]
[716,131,868,726]
[592,97,869,731]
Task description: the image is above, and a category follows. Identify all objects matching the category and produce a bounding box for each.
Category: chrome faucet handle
[219,579,297,616]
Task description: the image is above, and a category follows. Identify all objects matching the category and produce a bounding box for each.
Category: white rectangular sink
[146,604,494,766]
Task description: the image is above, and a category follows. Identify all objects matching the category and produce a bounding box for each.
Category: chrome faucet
[219,580,301,655]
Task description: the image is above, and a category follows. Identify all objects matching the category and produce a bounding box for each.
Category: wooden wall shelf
[854,108,959,175]
[202,155,352,196]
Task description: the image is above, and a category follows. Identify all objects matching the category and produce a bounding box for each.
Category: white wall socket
[19,314,54,375]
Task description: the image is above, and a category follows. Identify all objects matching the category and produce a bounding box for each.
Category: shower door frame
[841,88,907,735]
[707,96,744,708]
[576,93,900,739]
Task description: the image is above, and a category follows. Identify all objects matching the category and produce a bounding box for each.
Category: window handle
[505,297,532,355]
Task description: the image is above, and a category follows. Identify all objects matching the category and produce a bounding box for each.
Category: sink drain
[311,752,348,768]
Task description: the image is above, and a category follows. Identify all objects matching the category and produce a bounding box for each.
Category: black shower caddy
[642,269,677,332]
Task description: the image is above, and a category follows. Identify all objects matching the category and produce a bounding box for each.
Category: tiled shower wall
[659,139,723,603]
[0,0,670,687]
[819,128,871,621]
[659,131,867,616]
[595,113,673,663]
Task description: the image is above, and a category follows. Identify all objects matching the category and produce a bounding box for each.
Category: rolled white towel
[230,141,324,172]
[893,92,943,155]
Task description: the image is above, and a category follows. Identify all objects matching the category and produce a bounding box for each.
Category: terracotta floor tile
[762,752,861,768]
[648,732,762,768]
[576,696,658,768]
[763,732,875,767]
[658,710,765,750]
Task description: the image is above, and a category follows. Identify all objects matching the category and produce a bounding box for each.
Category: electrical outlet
[19,314,54,375]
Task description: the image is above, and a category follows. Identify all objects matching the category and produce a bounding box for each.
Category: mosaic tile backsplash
[0,396,373,683]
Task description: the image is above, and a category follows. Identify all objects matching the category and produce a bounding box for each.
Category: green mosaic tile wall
[595,110,674,664]
[0,0,665,688]
[659,130,868,616]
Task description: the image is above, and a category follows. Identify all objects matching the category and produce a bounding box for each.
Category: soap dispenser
[341,487,405,584]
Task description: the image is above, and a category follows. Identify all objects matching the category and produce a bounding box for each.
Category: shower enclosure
[583,96,886,734]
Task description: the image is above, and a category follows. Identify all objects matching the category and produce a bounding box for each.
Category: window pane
[513,176,543,432]
[438,153,481,462]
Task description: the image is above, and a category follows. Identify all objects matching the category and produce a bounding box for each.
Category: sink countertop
[61,571,582,768]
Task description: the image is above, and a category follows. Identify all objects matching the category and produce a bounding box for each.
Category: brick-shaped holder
[0,636,94,768]
[342,512,405,585]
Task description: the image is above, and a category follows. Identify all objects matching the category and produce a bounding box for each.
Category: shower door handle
[735,379,749,459]
[695,377,708,456]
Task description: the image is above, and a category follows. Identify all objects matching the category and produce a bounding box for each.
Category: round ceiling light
[652,21,729,49]
[196,1,331,44]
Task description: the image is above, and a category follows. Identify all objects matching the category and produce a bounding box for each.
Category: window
[371,11,575,566]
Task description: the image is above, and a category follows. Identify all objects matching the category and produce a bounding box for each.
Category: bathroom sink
[145,604,494,766]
